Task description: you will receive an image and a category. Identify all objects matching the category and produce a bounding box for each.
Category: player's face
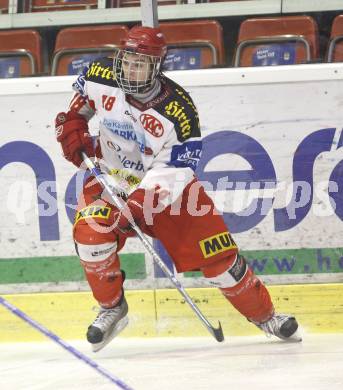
[114,49,161,94]
[121,52,152,83]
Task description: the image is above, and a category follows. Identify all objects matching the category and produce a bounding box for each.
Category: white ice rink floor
[0,334,342,390]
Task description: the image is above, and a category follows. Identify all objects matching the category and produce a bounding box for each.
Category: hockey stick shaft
[0,296,134,390]
[81,153,224,342]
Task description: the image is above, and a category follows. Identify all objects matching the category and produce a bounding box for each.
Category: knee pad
[73,217,119,263]
[202,254,248,289]
[73,204,125,308]
[76,240,118,263]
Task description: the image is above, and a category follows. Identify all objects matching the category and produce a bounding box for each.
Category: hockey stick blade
[212,321,224,342]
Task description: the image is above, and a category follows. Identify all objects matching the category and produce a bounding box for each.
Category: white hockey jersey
[70,57,202,207]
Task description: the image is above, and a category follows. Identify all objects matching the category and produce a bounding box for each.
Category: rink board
[1,64,343,292]
[0,284,342,342]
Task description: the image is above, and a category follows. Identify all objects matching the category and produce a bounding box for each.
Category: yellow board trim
[1,284,342,342]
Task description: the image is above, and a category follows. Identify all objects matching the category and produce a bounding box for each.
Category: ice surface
[0,334,342,390]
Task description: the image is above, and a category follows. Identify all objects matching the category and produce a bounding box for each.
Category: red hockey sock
[80,253,124,308]
[220,267,274,323]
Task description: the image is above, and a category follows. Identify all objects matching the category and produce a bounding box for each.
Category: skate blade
[285,329,302,343]
[276,328,302,343]
[92,316,129,353]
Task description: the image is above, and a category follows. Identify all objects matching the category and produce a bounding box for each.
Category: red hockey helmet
[113,26,167,94]
[122,26,167,58]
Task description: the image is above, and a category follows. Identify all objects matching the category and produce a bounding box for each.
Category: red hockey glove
[113,189,146,237]
[55,111,94,167]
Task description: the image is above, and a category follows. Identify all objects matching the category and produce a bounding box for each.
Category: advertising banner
[1,65,343,292]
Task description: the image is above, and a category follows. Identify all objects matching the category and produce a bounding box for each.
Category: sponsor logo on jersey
[117,155,144,171]
[103,118,134,132]
[125,110,137,123]
[109,169,141,188]
[107,141,121,151]
[103,118,149,154]
[86,62,115,80]
[164,100,191,139]
[199,232,238,259]
[140,114,164,137]
[107,138,152,156]
[170,141,202,170]
[175,88,197,112]
[74,206,111,225]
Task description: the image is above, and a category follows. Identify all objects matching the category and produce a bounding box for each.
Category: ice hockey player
[55,25,301,352]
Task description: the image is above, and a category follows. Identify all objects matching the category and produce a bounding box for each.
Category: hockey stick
[81,152,224,342]
[0,296,134,390]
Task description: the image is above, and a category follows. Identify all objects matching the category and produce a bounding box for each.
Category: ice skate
[254,313,302,342]
[87,296,129,352]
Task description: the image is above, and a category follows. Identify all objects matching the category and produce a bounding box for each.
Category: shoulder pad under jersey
[84,56,119,87]
[155,75,201,143]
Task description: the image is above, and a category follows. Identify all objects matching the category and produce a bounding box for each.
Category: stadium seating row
[1,15,343,78]
[0,0,244,13]
[0,0,9,13]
